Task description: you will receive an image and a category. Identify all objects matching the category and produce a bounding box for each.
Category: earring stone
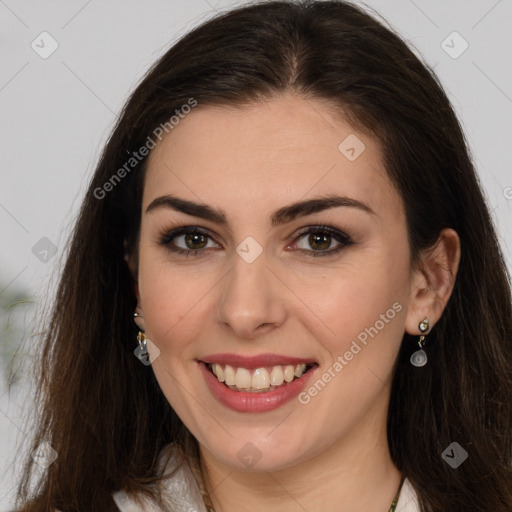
[419,318,429,333]
[410,349,427,367]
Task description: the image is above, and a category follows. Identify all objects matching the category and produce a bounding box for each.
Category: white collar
[395,477,421,511]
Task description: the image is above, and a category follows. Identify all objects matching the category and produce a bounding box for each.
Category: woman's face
[134,93,416,472]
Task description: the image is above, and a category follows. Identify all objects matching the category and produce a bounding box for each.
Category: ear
[405,228,461,335]
[124,238,145,332]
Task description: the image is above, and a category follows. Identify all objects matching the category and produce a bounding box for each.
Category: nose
[216,251,287,339]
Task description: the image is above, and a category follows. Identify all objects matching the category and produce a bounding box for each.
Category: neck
[199,407,402,512]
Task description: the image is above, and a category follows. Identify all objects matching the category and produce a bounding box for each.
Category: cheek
[136,252,207,352]
[303,248,409,368]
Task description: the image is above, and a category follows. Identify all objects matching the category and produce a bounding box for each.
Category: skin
[128,92,460,512]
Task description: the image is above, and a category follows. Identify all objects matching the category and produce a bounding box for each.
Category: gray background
[1,0,511,508]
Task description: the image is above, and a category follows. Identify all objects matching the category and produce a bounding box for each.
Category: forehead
[142,94,403,224]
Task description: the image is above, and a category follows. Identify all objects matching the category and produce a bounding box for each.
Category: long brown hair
[15,1,512,510]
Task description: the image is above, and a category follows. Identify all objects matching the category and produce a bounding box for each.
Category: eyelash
[157,225,354,258]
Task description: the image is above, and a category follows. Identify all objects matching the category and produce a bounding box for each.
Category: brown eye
[183,232,209,250]
[292,226,354,257]
[159,227,220,256]
[307,232,332,251]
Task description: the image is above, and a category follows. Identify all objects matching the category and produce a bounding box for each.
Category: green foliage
[0,282,33,385]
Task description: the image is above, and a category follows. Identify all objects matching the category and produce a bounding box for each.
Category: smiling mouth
[205,362,317,393]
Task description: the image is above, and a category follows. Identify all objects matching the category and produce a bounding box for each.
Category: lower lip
[198,361,316,413]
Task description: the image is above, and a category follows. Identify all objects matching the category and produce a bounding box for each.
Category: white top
[112,446,421,512]
[395,478,421,511]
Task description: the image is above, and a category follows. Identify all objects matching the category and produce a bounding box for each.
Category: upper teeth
[210,363,308,391]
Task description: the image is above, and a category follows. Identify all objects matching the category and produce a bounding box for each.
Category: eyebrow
[145,194,376,226]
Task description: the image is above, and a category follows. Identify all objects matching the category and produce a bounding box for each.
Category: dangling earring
[133,312,147,350]
[133,311,150,364]
[410,318,429,367]
[137,330,147,352]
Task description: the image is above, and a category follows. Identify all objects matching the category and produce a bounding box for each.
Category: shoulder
[395,477,421,512]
